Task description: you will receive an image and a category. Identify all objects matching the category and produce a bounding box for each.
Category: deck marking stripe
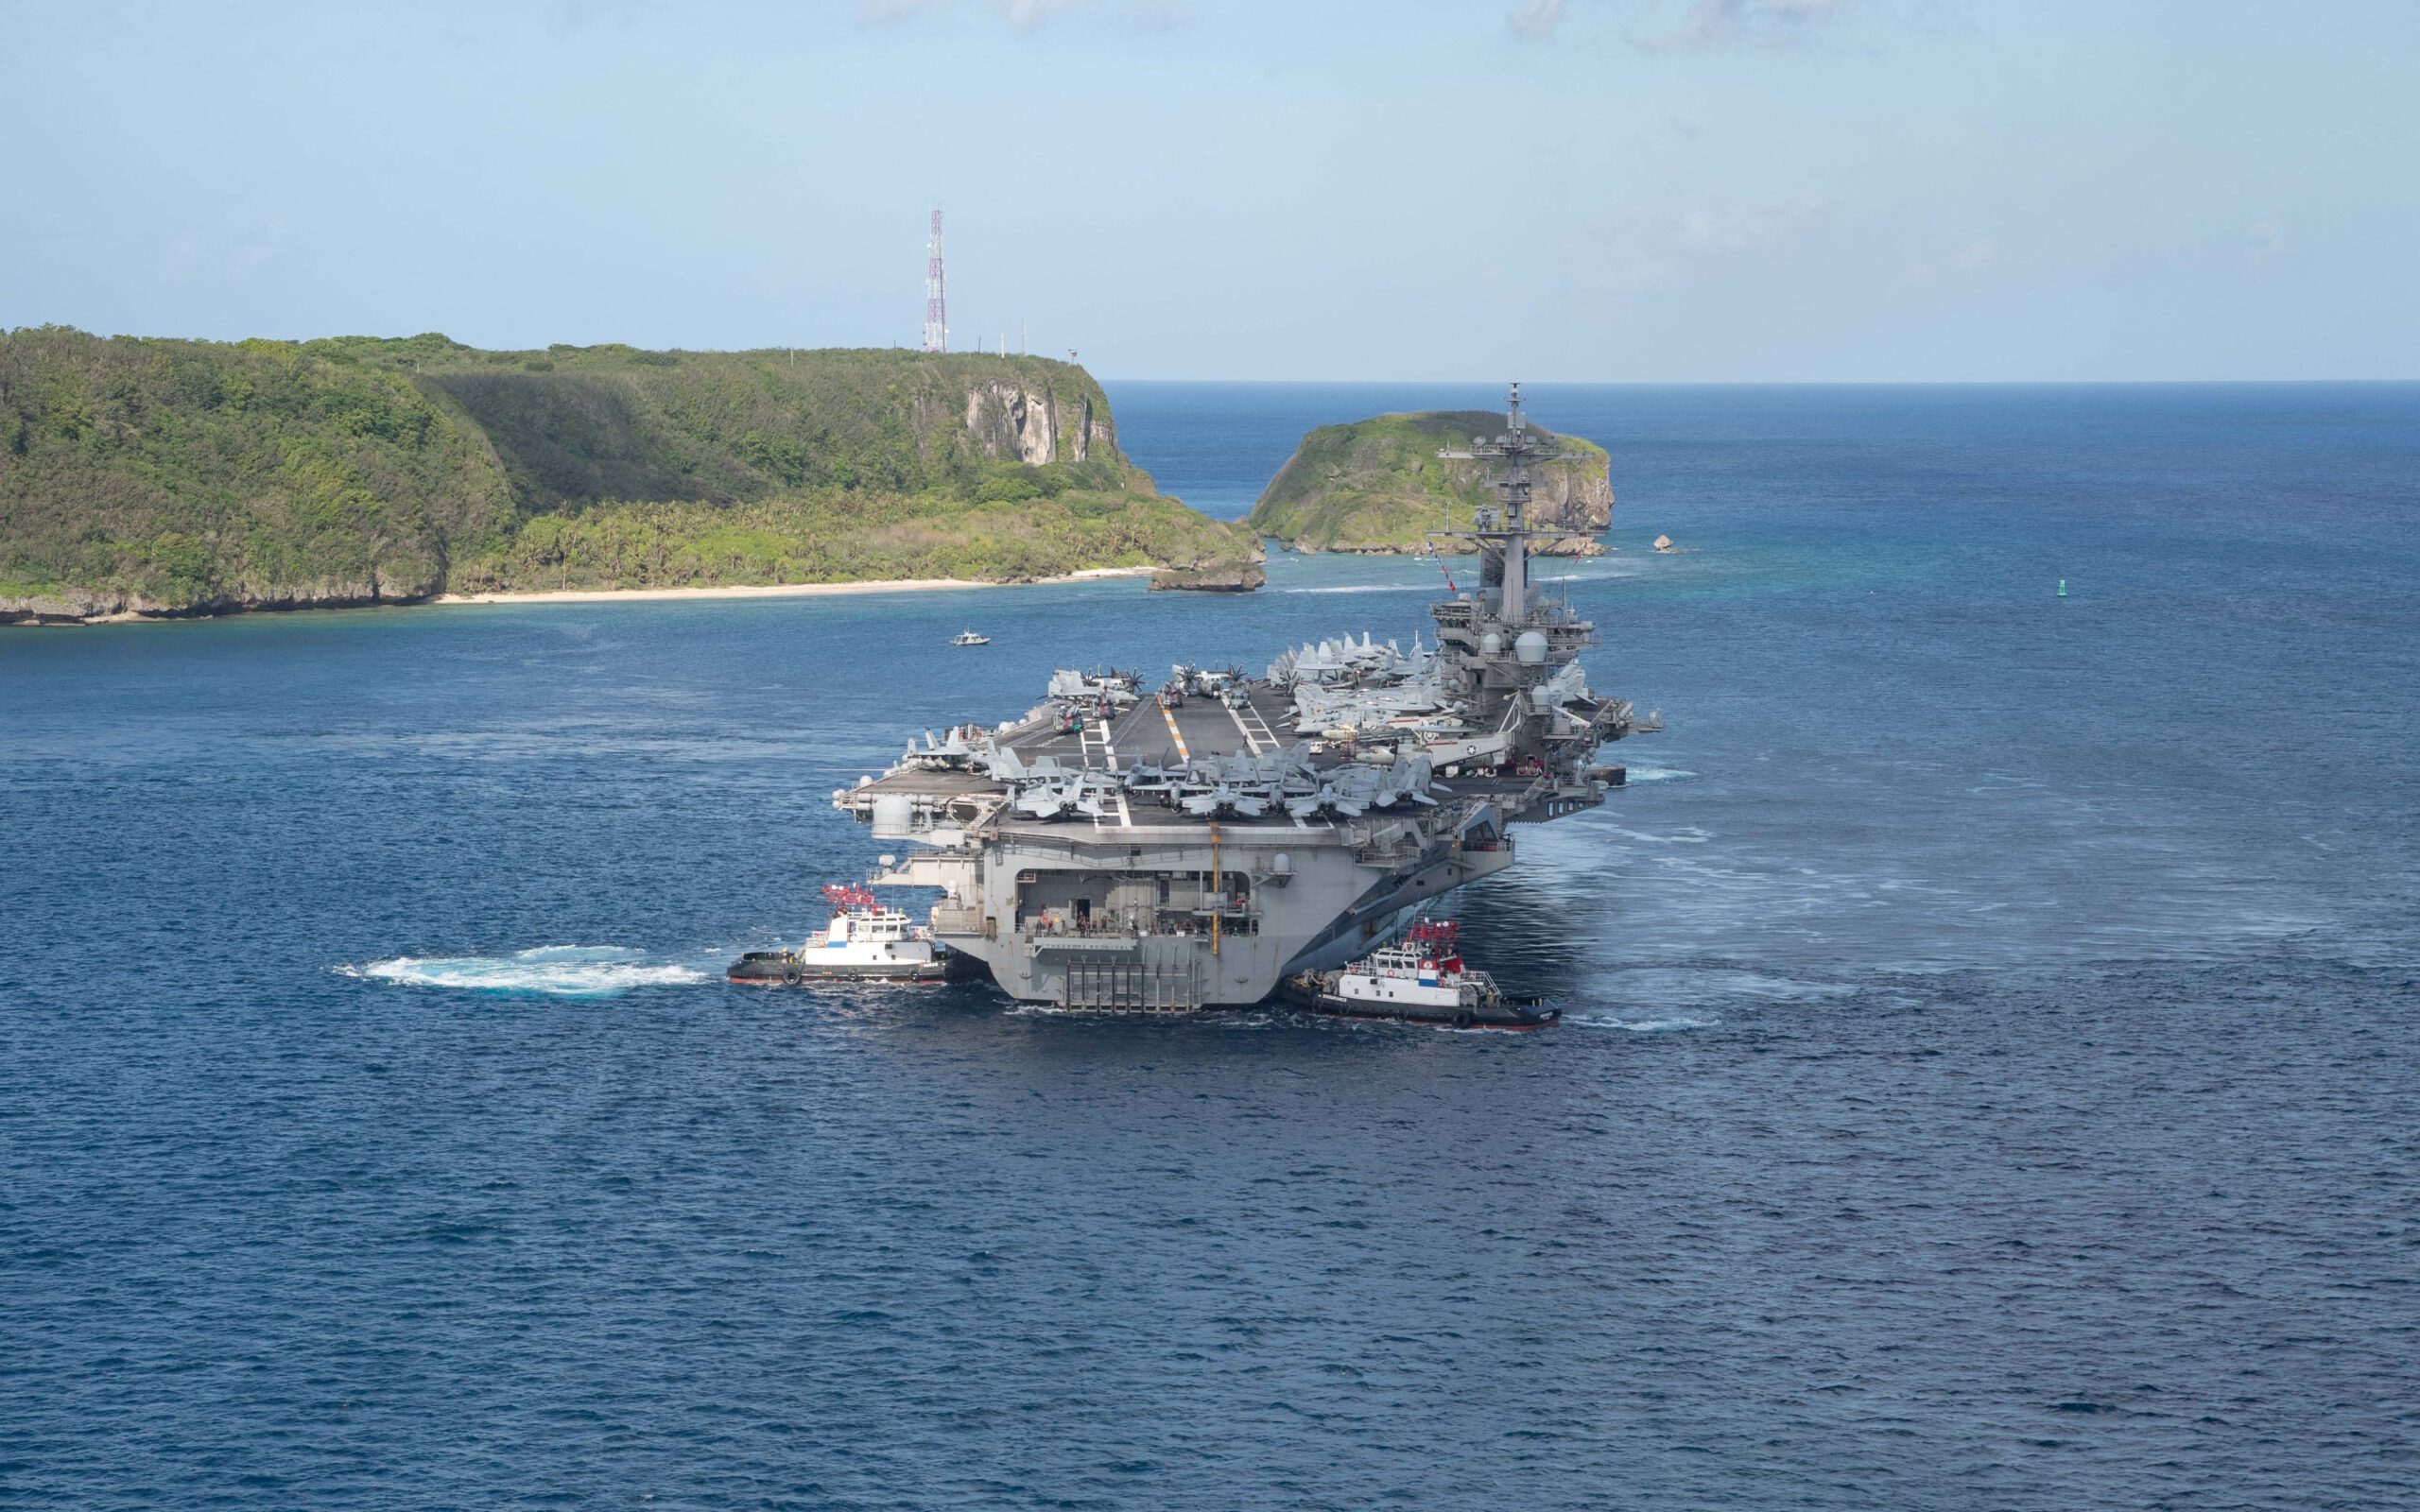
[1160,703,1191,763]
[1223,699,1268,755]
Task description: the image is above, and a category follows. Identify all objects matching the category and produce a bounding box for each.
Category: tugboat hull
[727,950,962,986]
[1277,971,1560,1030]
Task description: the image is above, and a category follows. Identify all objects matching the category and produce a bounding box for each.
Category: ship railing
[1352,837,1444,867]
[1014,918,1262,951]
[1154,905,1258,936]
[1020,914,1184,939]
[1014,905,1262,939]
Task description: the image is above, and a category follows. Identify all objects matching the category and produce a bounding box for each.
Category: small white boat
[950,630,991,646]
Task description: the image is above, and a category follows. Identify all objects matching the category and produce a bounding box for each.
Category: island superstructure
[835,384,1655,1009]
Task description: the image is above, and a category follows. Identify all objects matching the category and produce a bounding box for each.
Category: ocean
[4,382,2415,1509]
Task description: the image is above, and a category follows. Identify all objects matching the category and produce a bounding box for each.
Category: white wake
[345,945,707,997]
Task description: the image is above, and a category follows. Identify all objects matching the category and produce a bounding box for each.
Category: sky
[4,0,2415,381]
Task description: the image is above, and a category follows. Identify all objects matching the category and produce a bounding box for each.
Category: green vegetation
[447,481,1240,593]
[1,327,1252,621]
[0,327,514,611]
[1248,410,1612,554]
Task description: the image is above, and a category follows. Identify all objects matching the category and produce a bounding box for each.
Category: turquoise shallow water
[3,383,2416,1508]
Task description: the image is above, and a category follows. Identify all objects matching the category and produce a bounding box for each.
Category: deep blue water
[5,383,2417,1509]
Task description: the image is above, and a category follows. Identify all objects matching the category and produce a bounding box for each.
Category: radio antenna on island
[922,210,948,354]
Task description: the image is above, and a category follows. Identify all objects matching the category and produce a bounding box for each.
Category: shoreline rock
[0,580,434,627]
[1149,560,1266,593]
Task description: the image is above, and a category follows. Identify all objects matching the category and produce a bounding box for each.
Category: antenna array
[922,210,948,353]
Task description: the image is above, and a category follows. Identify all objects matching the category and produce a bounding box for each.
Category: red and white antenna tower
[922,210,948,354]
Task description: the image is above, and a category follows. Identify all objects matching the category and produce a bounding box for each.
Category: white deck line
[1247,702,1282,750]
[1083,718,1132,826]
[1224,700,1272,755]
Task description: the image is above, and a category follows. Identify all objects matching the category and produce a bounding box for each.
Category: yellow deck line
[1159,702,1191,762]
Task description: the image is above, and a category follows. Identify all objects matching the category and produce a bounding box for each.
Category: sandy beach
[433,566,1152,608]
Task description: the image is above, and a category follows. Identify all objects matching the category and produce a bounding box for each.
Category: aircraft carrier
[835,383,1656,1009]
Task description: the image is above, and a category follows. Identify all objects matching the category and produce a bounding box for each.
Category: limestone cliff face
[2,576,434,626]
[962,381,1102,466]
[1149,560,1266,593]
[1250,410,1613,555]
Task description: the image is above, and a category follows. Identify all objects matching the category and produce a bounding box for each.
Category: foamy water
[1564,1011,1720,1033]
[346,945,707,996]
[1616,765,1698,783]
[1273,583,1435,595]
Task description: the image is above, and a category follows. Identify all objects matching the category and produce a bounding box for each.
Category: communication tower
[922,210,948,353]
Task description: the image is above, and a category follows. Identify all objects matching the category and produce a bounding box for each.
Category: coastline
[433,568,1152,608]
[6,566,1159,627]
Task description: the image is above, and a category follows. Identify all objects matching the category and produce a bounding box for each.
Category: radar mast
[1438,381,1557,626]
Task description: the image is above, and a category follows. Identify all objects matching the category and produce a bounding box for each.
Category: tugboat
[950,629,991,646]
[1279,919,1558,1030]
[729,885,965,986]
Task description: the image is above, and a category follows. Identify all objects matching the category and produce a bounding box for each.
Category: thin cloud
[1585,198,1834,292]
[1506,0,1852,53]
[1634,0,1845,54]
[543,0,650,39]
[1508,0,1565,38]
[859,0,1188,30]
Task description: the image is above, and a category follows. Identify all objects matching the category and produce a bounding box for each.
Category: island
[0,328,1258,625]
[1247,410,1612,555]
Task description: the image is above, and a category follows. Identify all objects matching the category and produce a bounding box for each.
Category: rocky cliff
[1248,410,1612,555]
[961,379,1113,466]
[1150,560,1266,593]
[2,329,1247,624]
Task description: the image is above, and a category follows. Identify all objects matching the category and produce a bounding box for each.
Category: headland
[0,329,1255,626]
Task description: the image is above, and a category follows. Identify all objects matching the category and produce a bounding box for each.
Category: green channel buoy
[2057,579,2067,597]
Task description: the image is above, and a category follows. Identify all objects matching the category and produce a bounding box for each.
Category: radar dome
[1479,631,1504,656]
[871,795,915,838]
[1513,630,1549,665]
